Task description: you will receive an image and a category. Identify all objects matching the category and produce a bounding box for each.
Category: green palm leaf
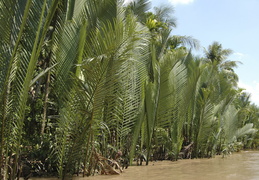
[0,0,59,178]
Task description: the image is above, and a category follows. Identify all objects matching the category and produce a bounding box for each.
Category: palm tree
[129,3,200,163]
[204,41,240,86]
[52,0,151,177]
[1,1,258,179]
[0,0,59,179]
[156,49,188,160]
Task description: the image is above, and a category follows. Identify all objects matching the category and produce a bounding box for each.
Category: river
[31,151,259,180]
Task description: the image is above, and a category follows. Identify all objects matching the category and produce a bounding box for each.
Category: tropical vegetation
[0,0,258,179]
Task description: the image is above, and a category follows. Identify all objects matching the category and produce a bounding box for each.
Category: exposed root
[93,151,122,175]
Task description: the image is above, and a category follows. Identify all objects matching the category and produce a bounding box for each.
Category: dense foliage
[0,0,258,179]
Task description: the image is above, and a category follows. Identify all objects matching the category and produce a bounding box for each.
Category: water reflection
[32,151,259,180]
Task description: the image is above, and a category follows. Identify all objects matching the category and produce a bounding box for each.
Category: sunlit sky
[126,0,259,105]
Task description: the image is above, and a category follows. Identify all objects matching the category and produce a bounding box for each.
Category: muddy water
[32,151,259,180]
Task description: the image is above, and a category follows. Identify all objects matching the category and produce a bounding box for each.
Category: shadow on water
[31,151,259,180]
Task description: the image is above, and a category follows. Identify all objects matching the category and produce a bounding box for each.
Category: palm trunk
[41,70,51,135]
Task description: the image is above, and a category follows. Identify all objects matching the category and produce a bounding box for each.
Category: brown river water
[31,151,259,180]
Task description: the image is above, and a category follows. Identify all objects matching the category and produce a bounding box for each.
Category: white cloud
[124,0,195,6]
[123,0,134,5]
[238,81,259,106]
[233,52,244,59]
[232,52,246,62]
[167,0,195,5]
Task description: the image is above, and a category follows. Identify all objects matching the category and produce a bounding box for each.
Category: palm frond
[54,3,151,176]
[0,0,59,178]
[236,123,258,139]
[156,50,187,158]
[153,5,176,28]
[169,35,200,50]
[126,0,151,23]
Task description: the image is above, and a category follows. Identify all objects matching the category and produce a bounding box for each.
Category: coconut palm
[204,41,240,87]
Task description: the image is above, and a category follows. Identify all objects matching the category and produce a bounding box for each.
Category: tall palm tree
[204,41,240,86]
[204,41,233,65]
[130,3,200,163]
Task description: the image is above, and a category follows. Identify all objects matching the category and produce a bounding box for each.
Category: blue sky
[124,0,259,105]
[150,0,259,105]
